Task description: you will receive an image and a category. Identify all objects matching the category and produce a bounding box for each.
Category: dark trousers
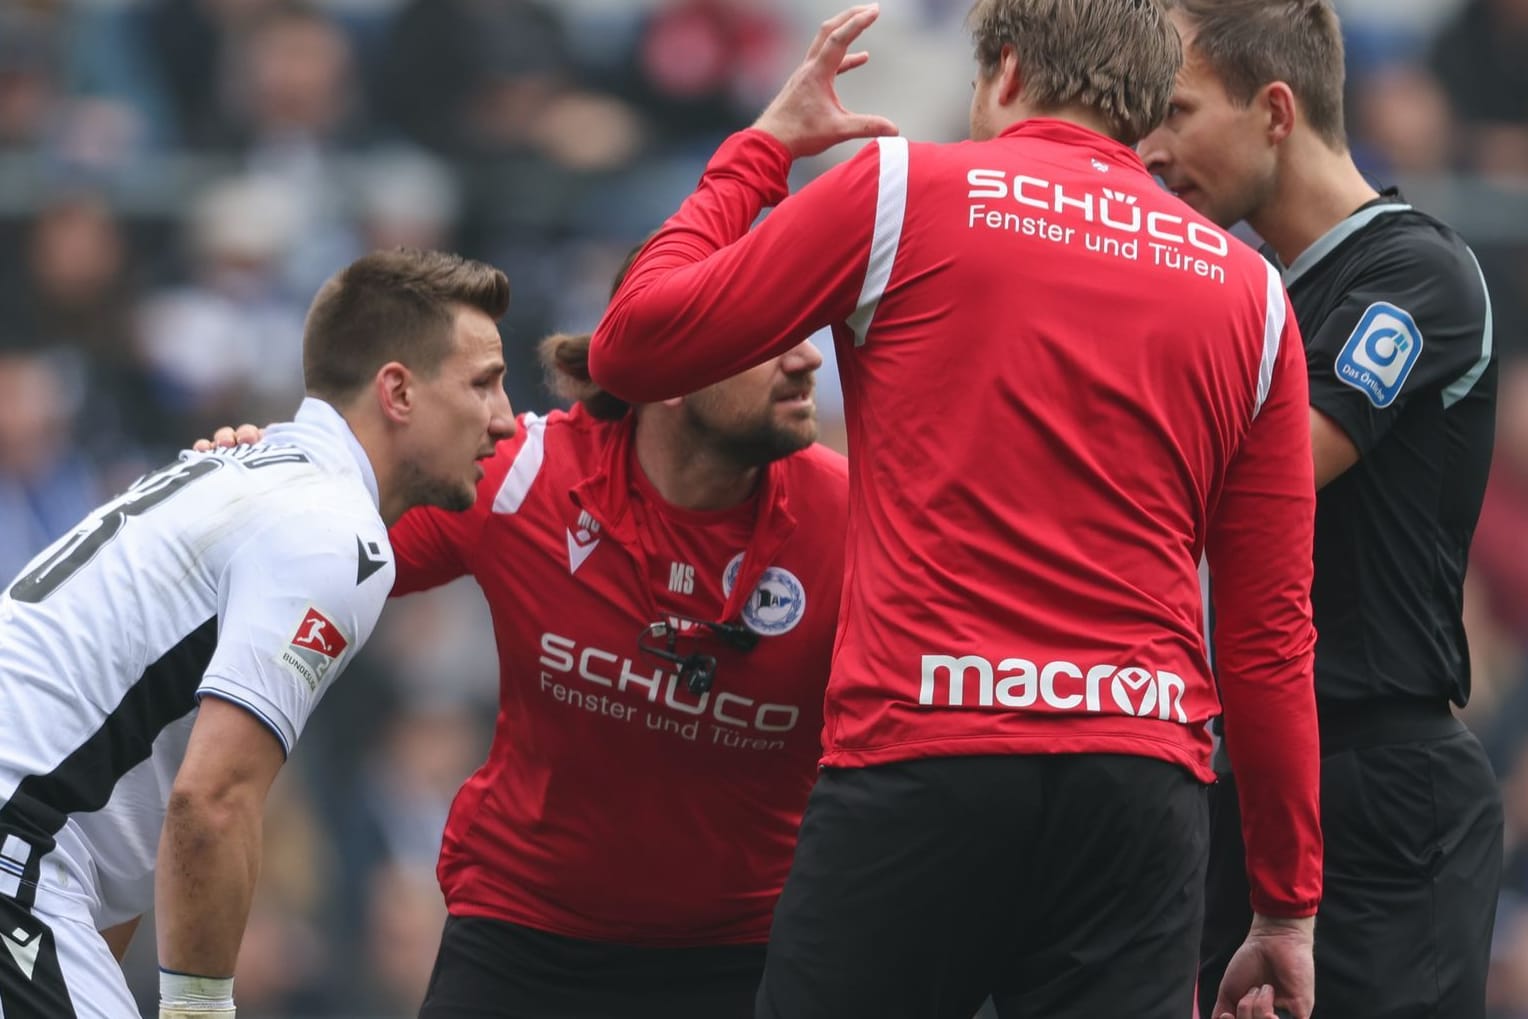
[1199,720,1503,1019]
[417,913,765,1019]
[757,753,1209,1019]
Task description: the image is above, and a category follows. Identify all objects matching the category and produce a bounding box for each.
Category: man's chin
[716,421,817,467]
[418,482,477,515]
[775,405,817,432]
[774,421,819,458]
[1175,189,1212,218]
[1192,194,1248,233]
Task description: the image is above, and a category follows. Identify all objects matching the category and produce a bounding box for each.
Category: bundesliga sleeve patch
[1333,302,1424,409]
[277,606,350,692]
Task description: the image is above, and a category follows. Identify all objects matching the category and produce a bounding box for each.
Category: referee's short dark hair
[1168,0,1347,149]
[303,248,510,403]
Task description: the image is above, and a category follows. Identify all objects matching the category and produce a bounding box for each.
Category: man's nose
[785,337,825,374]
[1137,130,1171,177]
[490,389,517,441]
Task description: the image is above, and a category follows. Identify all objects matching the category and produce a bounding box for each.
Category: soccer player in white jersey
[0,248,515,1019]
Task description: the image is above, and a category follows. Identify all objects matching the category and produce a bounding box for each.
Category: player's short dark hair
[967,0,1182,145]
[538,239,648,420]
[303,248,509,403]
[1168,0,1347,149]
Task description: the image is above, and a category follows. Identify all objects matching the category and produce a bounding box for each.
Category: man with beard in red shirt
[395,329,844,1019]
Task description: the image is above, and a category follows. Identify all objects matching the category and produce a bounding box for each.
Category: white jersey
[0,398,394,930]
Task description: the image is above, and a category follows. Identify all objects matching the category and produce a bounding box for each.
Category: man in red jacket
[589,4,1321,1019]
[393,328,846,1019]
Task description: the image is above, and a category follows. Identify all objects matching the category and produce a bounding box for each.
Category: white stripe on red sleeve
[847,136,910,347]
[493,414,547,515]
[1253,259,1287,419]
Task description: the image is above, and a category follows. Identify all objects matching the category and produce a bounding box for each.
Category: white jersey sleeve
[198,512,395,755]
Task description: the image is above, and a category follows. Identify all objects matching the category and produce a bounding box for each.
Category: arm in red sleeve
[588,129,883,402]
[1205,293,1322,918]
[389,505,473,597]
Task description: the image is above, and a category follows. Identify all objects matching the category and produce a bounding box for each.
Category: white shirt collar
[292,397,381,511]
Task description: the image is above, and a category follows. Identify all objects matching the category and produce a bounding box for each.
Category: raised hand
[752,4,899,159]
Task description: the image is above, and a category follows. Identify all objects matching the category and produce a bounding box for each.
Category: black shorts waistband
[1318,697,1462,756]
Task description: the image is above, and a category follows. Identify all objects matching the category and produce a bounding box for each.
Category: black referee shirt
[1279,189,1495,707]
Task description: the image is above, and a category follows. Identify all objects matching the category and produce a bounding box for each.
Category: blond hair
[968,0,1182,144]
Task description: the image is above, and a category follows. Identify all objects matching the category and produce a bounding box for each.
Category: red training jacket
[588,120,1321,917]
[390,405,847,944]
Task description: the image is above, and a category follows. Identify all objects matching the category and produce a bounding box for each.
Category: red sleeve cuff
[1248,894,1320,919]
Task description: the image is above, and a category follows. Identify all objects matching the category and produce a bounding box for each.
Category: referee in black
[1139,2,1501,1017]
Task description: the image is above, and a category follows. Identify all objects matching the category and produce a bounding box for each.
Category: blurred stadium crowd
[0,0,1523,1015]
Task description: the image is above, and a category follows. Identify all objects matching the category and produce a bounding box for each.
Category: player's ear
[375,362,414,424]
[997,44,1023,106]
[1262,81,1296,145]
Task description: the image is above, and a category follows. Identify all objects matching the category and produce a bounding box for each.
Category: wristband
[159,968,235,1017]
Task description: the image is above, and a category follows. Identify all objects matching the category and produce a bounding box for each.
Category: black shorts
[756,753,1209,1019]
[416,914,765,1019]
[1199,713,1503,1019]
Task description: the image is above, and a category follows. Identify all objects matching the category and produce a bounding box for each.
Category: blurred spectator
[1432,0,1528,177]
[1474,360,1528,642]
[0,349,99,582]
[1467,358,1528,777]
[26,193,132,358]
[355,145,462,253]
[375,0,640,170]
[616,0,791,149]
[338,695,488,879]
[0,5,62,151]
[322,659,492,1013]
[1495,745,1528,1017]
[375,0,644,394]
[1351,63,1455,174]
[227,3,373,295]
[367,581,500,706]
[143,0,288,149]
[136,173,307,434]
[304,583,497,951]
[1337,0,1466,39]
[18,191,172,456]
[1490,897,1528,1017]
[20,0,173,181]
[355,862,452,1015]
[373,0,557,156]
[230,773,336,1019]
[228,2,364,153]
